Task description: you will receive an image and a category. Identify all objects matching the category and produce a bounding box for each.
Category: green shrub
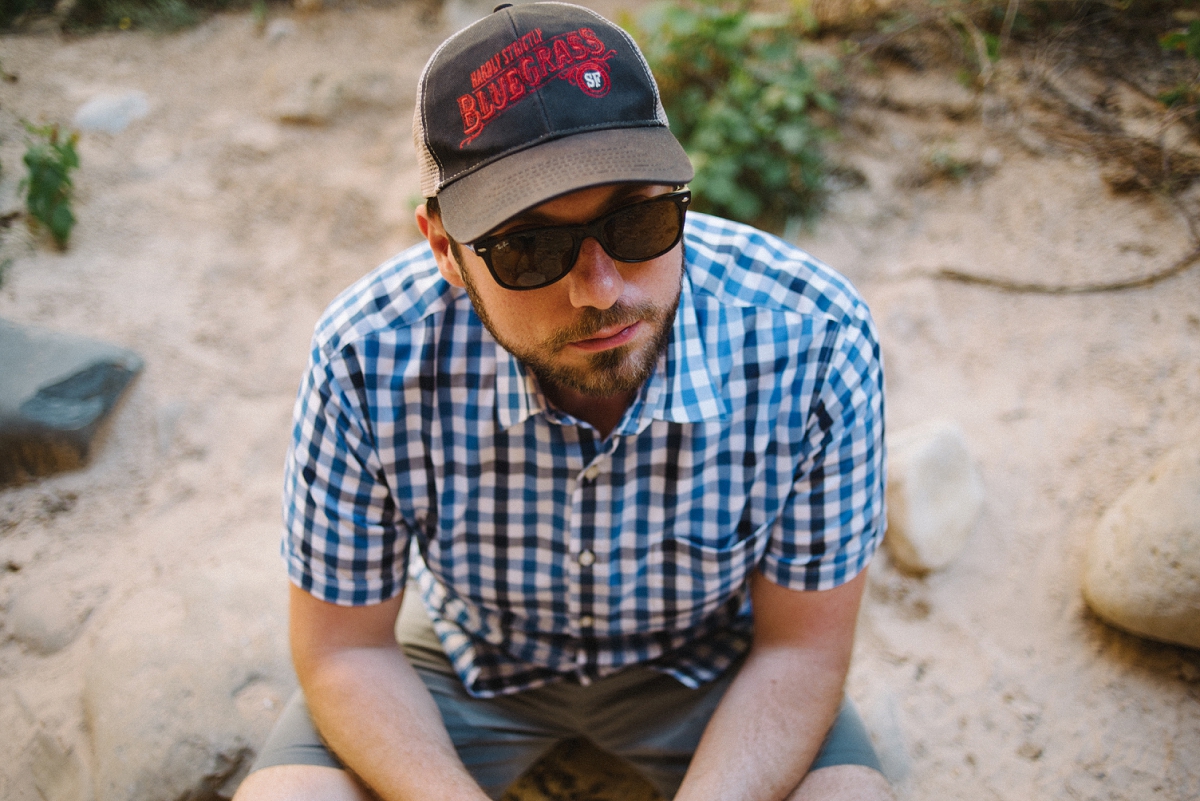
[629,0,837,230]
[1160,19,1200,116]
[21,123,80,250]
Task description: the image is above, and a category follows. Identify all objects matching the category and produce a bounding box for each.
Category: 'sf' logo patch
[577,63,610,97]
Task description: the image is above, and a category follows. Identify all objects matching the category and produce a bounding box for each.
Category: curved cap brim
[437,126,694,243]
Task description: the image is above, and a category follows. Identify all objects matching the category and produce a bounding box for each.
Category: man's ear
[416,202,466,288]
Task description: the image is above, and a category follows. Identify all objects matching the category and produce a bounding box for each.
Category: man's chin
[535,343,656,398]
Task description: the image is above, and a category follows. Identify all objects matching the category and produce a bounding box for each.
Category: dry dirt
[1,2,1198,799]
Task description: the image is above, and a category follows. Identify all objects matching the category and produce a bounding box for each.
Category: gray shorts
[251,596,882,799]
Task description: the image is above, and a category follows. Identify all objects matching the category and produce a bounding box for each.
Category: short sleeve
[281,341,410,605]
[760,310,886,591]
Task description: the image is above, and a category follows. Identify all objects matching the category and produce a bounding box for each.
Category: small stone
[72,91,149,134]
[265,18,295,43]
[885,420,984,573]
[1083,435,1200,649]
[1017,741,1043,761]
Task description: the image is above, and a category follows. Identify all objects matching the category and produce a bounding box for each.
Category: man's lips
[568,321,641,352]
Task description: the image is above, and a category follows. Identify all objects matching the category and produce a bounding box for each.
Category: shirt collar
[493,271,729,432]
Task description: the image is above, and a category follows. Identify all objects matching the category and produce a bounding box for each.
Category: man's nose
[565,237,623,310]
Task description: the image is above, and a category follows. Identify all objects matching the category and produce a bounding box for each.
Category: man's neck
[540,382,635,440]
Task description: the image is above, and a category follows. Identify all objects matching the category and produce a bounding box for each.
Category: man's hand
[289,585,491,801]
[672,569,875,801]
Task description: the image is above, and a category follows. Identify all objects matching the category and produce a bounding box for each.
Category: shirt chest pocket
[639,522,768,630]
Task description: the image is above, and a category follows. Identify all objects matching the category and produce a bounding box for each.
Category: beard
[458,261,681,399]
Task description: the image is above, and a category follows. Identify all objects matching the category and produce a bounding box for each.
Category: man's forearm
[673,571,867,801]
[288,585,490,801]
[672,641,848,801]
[301,643,491,801]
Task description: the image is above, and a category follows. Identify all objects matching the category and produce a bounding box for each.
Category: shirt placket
[566,437,620,684]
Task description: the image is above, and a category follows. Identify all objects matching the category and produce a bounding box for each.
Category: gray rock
[885,420,984,573]
[83,564,294,801]
[72,91,149,134]
[0,319,143,487]
[1083,436,1200,649]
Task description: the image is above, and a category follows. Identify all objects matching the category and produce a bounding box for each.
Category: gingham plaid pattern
[283,212,885,698]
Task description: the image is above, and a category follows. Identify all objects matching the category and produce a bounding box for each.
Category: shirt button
[579,615,594,628]
[582,464,601,481]
[578,549,596,567]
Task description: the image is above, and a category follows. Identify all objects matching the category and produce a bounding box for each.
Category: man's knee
[232,764,374,801]
[790,764,895,801]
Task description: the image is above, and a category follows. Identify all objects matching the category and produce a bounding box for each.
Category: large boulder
[885,420,984,573]
[83,564,295,801]
[1083,436,1200,649]
[0,319,143,487]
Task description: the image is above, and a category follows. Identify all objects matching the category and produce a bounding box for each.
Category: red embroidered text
[458,27,617,147]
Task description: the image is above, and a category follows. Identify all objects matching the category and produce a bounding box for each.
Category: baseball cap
[414,2,694,243]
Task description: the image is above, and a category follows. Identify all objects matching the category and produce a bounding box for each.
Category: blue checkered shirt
[283,212,885,698]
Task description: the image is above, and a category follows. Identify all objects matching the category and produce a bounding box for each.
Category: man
[235,3,891,800]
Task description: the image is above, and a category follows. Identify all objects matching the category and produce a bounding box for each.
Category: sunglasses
[468,190,691,291]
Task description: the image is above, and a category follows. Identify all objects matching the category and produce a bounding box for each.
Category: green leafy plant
[1160,20,1200,117]
[1161,19,1200,62]
[21,123,80,250]
[629,0,837,229]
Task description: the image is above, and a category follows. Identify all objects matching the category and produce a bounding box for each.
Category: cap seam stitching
[504,6,555,145]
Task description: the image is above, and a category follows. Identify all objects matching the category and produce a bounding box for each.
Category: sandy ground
[0,2,1198,799]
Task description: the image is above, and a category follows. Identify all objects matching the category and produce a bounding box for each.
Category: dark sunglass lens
[603,198,682,262]
[491,229,576,288]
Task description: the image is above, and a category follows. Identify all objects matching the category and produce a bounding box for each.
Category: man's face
[419,183,684,400]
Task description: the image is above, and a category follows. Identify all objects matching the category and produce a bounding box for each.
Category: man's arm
[289,584,491,801]
[673,568,868,801]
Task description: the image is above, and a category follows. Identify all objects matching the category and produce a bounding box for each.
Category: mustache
[546,302,656,350]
